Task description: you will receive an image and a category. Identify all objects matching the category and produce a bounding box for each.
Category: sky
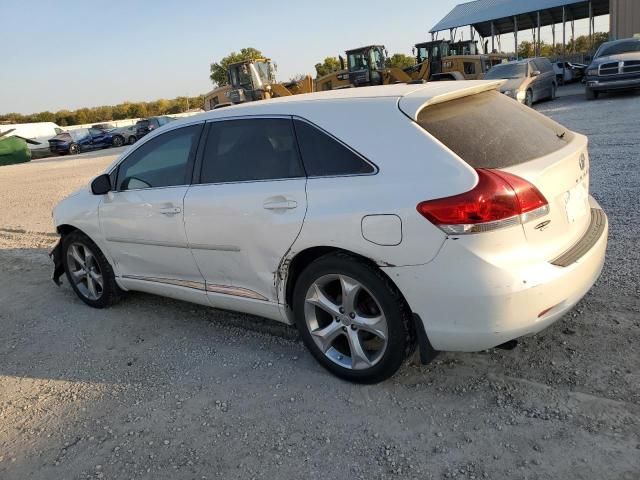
[0,0,609,114]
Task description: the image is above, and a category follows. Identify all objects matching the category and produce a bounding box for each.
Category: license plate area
[564,182,589,224]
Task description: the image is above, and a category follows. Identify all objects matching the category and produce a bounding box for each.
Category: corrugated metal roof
[430,0,608,34]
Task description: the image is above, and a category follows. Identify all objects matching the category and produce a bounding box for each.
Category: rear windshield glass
[416,90,571,168]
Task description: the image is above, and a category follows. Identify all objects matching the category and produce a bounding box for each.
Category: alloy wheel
[303,274,388,370]
[66,242,104,301]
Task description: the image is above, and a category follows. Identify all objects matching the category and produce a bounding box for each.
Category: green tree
[517,41,535,58]
[385,53,415,69]
[209,47,263,86]
[314,57,342,78]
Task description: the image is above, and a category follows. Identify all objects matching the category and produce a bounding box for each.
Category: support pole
[491,22,495,53]
[562,6,566,60]
[571,18,575,53]
[552,22,556,56]
[537,10,541,57]
[588,0,593,51]
[514,16,518,58]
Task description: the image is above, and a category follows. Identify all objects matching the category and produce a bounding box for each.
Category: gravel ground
[1,90,639,480]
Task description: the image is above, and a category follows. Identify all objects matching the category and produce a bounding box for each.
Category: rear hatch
[410,88,590,261]
[48,133,71,149]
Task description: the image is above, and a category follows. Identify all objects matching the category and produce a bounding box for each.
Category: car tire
[62,230,123,309]
[112,135,124,147]
[127,135,136,145]
[585,87,599,100]
[525,89,533,107]
[69,143,80,155]
[293,252,414,384]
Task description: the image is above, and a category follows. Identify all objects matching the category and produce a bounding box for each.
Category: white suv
[51,82,608,383]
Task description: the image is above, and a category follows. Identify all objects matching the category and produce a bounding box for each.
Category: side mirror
[91,173,112,195]
[531,70,541,77]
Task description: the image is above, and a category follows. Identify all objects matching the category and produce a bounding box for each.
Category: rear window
[416,90,571,168]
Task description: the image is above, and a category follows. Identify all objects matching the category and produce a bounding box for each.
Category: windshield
[229,64,252,87]
[484,63,527,79]
[348,51,369,71]
[595,40,640,58]
[254,61,272,83]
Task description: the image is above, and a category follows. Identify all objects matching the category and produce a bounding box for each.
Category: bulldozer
[204,58,313,110]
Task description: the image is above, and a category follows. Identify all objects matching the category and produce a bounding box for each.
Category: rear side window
[293,120,374,177]
[417,90,571,168]
[200,118,304,184]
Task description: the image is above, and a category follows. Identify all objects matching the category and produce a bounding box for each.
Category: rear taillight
[417,169,549,234]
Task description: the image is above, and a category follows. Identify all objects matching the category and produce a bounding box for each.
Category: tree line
[3,33,609,126]
[0,96,204,126]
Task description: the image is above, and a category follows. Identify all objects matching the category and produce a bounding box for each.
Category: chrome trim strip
[105,237,240,252]
[120,274,268,301]
[106,237,189,248]
[206,284,268,301]
[189,243,241,252]
[121,275,205,290]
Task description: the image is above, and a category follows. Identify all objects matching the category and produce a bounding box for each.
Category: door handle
[158,206,181,215]
[263,199,298,210]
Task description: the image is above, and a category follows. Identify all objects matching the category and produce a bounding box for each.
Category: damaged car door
[183,117,307,309]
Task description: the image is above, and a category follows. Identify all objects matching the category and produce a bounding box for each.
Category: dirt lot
[1,90,639,480]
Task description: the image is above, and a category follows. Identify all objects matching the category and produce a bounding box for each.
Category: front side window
[116,124,201,191]
[293,120,375,177]
[200,118,303,184]
[88,128,103,136]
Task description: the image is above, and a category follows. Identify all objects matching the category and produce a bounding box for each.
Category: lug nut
[335,316,340,322]
[349,312,356,319]
[339,307,345,314]
[350,325,357,330]
[342,326,347,332]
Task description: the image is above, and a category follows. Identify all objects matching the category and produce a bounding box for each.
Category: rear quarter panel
[285,98,478,267]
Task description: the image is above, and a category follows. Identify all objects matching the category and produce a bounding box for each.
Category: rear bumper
[586,75,640,91]
[385,197,608,352]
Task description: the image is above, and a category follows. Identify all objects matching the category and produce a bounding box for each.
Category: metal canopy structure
[430,0,610,56]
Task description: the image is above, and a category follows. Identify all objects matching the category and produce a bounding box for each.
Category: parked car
[135,116,173,139]
[50,82,607,383]
[553,61,586,84]
[91,123,115,131]
[584,37,640,100]
[48,128,114,155]
[485,57,557,106]
[108,125,138,147]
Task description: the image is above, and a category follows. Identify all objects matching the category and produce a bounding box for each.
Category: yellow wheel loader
[315,45,415,91]
[204,58,313,110]
[412,40,507,81]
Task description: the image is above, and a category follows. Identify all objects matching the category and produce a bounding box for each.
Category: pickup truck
[584,37,640,100]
